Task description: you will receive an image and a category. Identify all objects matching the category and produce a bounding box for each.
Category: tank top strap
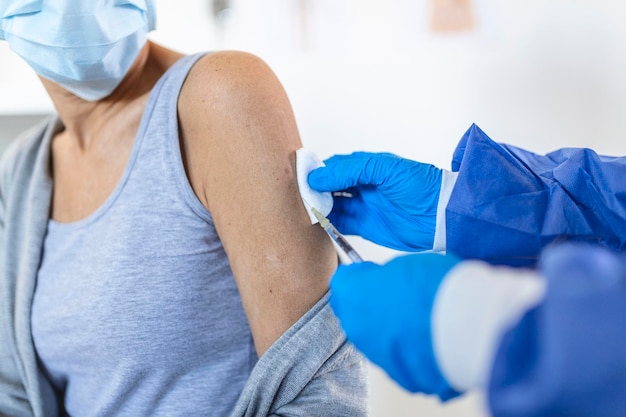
[130,51,213,223]
[145,52,207,121]
[137,52,207,152]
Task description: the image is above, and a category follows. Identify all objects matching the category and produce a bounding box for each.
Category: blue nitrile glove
[307,152,442,251]
[330,253,462,400]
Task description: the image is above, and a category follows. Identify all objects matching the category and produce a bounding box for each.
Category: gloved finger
[307,164,362,192]
[329,261,382,331]
[308,152,399,192]
[308,154,367,192]
[358,153,410,187]
[327,194,367,235]
[331,151,399,162]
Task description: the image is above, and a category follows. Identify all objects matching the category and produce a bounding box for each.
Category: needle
[310,207,364,264]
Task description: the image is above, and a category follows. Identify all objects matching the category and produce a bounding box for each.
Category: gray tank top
[31,54,257,417]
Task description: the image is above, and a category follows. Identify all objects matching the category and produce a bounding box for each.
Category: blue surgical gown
[447,125,626,416]
[447,124,626,267]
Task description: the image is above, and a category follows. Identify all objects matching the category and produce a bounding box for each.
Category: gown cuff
[431,261,546,391]
[433,170,458,252]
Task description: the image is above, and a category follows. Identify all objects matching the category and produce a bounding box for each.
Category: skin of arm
[178,51,338,356]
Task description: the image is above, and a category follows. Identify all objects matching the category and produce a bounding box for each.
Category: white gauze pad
[295,148,333,224]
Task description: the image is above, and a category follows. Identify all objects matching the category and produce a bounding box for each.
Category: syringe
[310,207,364,264]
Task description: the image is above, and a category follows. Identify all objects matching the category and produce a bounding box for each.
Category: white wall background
[2,1,626,415]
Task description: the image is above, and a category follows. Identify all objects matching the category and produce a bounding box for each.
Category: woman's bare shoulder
[177,50,299,211]
[179,50,286,122]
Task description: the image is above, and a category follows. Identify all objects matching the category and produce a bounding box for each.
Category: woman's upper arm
[178,51,338,356]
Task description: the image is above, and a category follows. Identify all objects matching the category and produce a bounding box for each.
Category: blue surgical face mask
[0,0,157,101]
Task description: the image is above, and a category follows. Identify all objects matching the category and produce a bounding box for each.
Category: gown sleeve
[487,243,626,417]
[446,124,626,266]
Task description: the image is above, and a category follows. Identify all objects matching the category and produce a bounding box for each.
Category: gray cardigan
[0,118,367,417]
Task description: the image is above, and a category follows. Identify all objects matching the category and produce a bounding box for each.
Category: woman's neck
[41,42,183,149]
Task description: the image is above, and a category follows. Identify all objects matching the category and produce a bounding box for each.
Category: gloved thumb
[329,262,382,336]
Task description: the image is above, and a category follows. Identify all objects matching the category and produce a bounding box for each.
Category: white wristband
[431,261,546,391]
[432,170,458,252]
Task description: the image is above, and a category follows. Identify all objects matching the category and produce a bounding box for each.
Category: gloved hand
[330,253,462,400]
[307,152,442,251]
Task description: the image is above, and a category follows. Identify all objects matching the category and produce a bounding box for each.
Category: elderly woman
[0,1,365,416]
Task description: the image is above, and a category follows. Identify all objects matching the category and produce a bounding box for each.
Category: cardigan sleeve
[0,119,61,417]
[0,128,35,417]
[230,292,368,417]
